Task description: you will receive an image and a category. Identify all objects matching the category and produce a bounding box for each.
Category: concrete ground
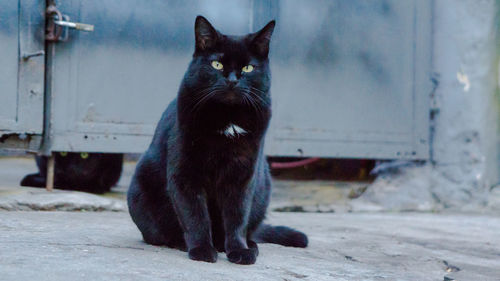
[1,156,500,281]
[2,211,499,281]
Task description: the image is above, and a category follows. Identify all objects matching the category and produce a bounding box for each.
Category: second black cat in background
[20,153,123,194]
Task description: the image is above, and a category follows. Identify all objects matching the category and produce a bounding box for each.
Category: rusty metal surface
[45,4,63,42]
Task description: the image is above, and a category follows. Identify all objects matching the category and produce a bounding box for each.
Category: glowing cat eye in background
[80,152,89,159]
[211,60,223,70]
[242,65,254,73]
[59,152,67,157]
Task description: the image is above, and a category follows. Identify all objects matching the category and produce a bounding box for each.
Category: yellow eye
[242,65,254,73]
[80,152,89,159]
[59,152,68,157]
[211,60,223,70]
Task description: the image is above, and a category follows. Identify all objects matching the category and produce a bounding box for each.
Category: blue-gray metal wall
[1,0,432,159]
[0,0,44,147]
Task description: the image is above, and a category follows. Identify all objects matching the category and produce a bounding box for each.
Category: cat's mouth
[218,89,241,104]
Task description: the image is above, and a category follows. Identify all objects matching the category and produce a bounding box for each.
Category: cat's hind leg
[127,174,185,250]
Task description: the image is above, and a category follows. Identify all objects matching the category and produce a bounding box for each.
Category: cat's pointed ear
[195,16,218,52]
[250,20,276,58]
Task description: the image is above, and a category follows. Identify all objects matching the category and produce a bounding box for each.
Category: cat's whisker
[181,87,212,115]
[240,93,251,107]
[183,86,225,116]
[244,88,268,109]
[249,86,266,93]
[191,88,222,117]
[191,92,214,115]
[241,89,266,119]
[248,88,270,106]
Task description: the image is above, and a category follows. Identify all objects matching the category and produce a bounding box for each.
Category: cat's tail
[252,224,308,248]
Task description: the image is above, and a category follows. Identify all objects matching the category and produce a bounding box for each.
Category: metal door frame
[0,0,45,151]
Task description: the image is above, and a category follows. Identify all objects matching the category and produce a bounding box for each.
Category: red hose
[270,157,321,169]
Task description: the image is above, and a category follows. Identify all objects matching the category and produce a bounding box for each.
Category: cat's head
[54,152,102,177]
[178,16,275,124]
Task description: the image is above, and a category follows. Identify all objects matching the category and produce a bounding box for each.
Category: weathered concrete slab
[1,211,499,281]
[0,189,126,211]
[0,157,127,211]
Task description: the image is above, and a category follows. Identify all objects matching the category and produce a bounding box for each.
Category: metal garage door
[0,0,45,150]
[44,0,431,159]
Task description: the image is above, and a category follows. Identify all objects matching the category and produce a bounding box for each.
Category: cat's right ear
[249,20,276,58]
[195,16,218,52]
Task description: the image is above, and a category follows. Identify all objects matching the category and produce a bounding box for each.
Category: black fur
[127,16,307,265]
[20,153,123,194]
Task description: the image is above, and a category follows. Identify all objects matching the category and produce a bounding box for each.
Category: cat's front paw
[247,240,259,257]
[188,245,218,263]
[227,248,257,265]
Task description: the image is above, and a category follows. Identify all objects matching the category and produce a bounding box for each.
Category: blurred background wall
[358,0,500,211]
[1,0,499,210]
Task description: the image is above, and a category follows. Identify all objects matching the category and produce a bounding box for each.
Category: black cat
[127,16,307,265]
[20,153,123,194]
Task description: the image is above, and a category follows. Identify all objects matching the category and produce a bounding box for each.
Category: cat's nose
[227,72,238,87]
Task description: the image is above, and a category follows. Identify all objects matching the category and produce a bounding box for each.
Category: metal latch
[53,20,94,32]
[46,3,94,42]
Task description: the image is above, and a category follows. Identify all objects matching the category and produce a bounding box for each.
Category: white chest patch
[220,123,247,138]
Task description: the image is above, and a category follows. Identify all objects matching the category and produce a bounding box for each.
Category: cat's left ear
[249,20,276,58]
[195,16,219,52]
